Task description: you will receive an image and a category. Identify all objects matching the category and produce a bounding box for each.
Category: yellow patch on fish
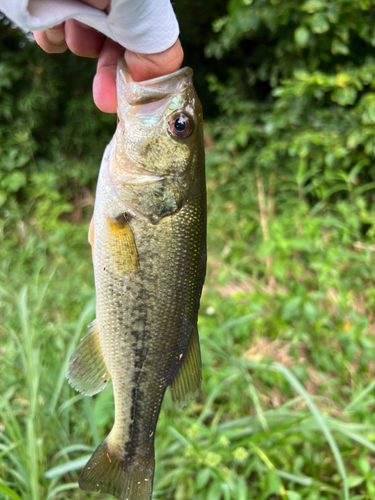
[107,215,139,273]
[88,217,95,259]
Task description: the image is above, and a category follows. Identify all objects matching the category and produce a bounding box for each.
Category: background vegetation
[1,0,375,499]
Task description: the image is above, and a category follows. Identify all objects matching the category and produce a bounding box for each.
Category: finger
[93,39,124,113]
[34,23,68,54]
[125,39,184,82]
[65,19,105,58]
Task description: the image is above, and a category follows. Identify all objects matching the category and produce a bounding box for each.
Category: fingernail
[45,28,65,46]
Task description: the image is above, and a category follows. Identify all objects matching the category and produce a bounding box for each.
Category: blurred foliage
[1,1,375,500]
[204,0,375,211]
[0,15,114,246]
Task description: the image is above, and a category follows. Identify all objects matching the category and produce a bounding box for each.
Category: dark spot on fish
[111,211,134,227]
[103,380,108,383]
[143,143,152,156]
[124,385,150,462]
[130,329,139,339]
[130,389,137,421]
[157,202,176,216]
[133,347,145,369]
[155,182,165,196]
[123,212,134,223]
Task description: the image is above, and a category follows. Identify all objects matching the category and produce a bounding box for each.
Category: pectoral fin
[107,215,139,273]
[88,217,95,258]
[88,217,94,247]
[66,321,110,396]
[170,326,202,408]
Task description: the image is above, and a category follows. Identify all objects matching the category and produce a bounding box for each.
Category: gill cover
[107,57,203,224]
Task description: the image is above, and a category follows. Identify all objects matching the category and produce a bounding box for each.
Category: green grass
[0,151,375,500]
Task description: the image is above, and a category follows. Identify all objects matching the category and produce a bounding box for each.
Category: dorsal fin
[170,326,202,408]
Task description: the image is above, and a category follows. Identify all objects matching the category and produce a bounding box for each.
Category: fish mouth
[117,56,193,106]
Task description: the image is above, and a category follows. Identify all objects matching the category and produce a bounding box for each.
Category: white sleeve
[0,0,179,54]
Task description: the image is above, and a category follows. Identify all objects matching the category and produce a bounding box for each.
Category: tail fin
[79,439,154,500]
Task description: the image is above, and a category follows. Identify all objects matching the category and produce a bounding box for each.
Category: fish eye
[168,112,193,139]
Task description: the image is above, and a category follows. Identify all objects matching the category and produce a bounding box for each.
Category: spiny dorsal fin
[170,326,202,408]
[66,321,110,396]
[79,438,154,500]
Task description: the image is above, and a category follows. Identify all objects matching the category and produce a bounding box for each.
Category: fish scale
[66,57,206,500]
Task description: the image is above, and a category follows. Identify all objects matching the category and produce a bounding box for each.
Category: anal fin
[170,326,202,408]
[66,321,110,396]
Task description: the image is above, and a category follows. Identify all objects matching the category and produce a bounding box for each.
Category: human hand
[33,0,184,113]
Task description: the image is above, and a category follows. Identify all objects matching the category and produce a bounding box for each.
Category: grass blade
[273,468,313,486]
[218,313,261,332]
[53,444,93,461]
[344,380,375,412]
[46,482,79,500]
[48,298,95,416]
[272,363,348,500]
[45,455,91,479]
[0,482,22,500]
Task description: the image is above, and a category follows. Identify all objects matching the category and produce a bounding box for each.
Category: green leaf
[282,297,302,321]
[367,479,375,497]
[332,87,358,106]
[347,131,365,149]
[236,476,248,500]
[286,492,302,500]
[207,480,221,500]
[347,475,365,489]
[0,190,6,207]
[362,106,375,124]
[309,13,329,34]
[0,483,22,500]
[295,27,310,48]
[267,469,282,494]
[1,171,26,192]
[331,39,350,55]
[303,301,318,323]
[196,468,212,490]
[302,0,327,13]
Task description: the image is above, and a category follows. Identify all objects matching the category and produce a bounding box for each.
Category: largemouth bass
[66,57,206,500]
